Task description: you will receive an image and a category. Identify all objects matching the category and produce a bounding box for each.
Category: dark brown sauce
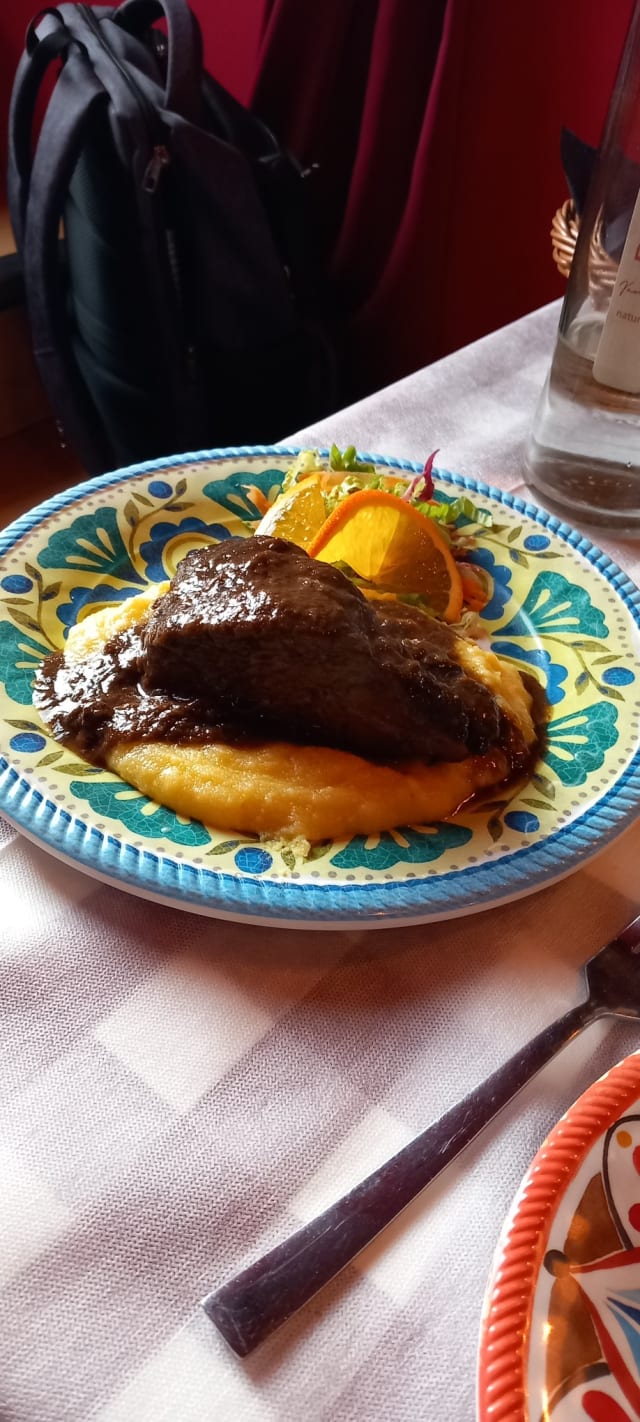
[33,623,261,763]
[520,670,550,750]
[32,537,548,781]
[454,670,549,819]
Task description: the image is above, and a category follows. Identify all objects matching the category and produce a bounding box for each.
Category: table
[1,300,640,1421]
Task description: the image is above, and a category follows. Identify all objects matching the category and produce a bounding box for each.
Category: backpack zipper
[142,144,170,194]
[79,5,169,191]
[77,4,199,408]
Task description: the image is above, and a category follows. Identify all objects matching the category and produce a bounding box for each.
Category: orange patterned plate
[478,1053,640,1422]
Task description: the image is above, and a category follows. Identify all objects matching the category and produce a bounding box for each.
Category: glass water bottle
[525,1,640,533]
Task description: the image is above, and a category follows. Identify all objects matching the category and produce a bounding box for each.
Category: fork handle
[203,996,597,1356]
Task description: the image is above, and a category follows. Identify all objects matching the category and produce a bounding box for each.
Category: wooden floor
[0,419,86,528]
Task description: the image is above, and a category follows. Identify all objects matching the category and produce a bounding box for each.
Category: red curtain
[252,0,635,402]
[1,0,634,402]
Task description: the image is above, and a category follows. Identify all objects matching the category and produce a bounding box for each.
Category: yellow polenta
[64,585,536,841]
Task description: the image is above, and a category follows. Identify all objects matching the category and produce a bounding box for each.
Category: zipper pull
[142,144,170,194]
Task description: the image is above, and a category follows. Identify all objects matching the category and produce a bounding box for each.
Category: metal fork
[203,912,640,1357]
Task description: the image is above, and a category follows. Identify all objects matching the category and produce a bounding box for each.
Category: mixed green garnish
[282,445,492,540]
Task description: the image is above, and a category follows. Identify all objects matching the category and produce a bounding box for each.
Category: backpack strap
[21,48,113,471]
[7,13,83,250]
[114,0,203,121]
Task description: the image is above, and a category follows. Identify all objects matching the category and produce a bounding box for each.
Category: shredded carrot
[243,484,272,517]
[458,562,490,612]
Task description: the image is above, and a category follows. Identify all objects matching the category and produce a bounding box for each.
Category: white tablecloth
[2,300,640,1422]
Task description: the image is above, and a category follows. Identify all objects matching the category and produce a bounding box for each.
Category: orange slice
[307,489,464,622]
[254,475,327,548]
[254,468,410,550]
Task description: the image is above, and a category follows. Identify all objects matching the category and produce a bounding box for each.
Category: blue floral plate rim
[0,443,638,929]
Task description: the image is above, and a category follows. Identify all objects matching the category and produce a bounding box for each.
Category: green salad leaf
[328,444,376,474]
[413,495,493,528]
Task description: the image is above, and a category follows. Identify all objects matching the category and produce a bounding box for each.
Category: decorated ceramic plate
[0,445,639,929]
[477,1051,640,1421]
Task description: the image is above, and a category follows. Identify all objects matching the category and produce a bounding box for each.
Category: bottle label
[593,184,640,394]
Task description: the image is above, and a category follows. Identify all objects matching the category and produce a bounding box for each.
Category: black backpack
[8,0,336,474]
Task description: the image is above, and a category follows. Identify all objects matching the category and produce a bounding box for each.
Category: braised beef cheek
[138,535,507,763]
